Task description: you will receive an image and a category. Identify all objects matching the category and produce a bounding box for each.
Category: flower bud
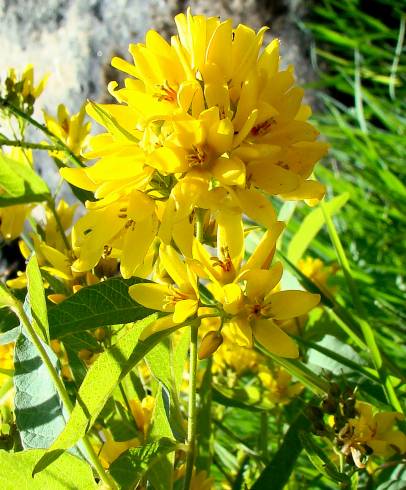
[94,327,106,341]
[198,331,223,360]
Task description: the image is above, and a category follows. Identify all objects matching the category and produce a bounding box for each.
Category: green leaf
[109,438,177,490]
[14,332,66,449]
[0,152,50,206]
[145,329,189,441]
[251,412,308,490]
[146,388,175,490]
[196,359,213,472]
[0,449,96,489]
[304,334,373,379]
[287,192,349,264]
[256,344,329,395]
[0,282,18,310]
[299,431,350,485]
[48,277,153,338]
[27,254,49,343]
[34,315,180,474]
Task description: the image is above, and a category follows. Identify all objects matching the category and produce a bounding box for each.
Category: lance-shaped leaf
[14,333,67,449]
[48,277,153,338]
[0,449,96,489]
[251,412,308,490]
[27,254,49,343]
[34,315,181,475]
[0,151,50,206]
[287,192,349,264]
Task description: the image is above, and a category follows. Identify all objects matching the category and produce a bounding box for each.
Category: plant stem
[0,137,57,151]
[321,200,403,413]
[0,98,84,168]
[47,198,71,252]
[183,207,205,489]
[259,412,269,461]
[9,293,117,489]
[183,323,199,490]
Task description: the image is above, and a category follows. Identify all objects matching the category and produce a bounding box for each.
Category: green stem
[184,207,206,489]
[0,137,57,151]
[258,344,329,395]
[183,323,199,490]
[0,98,84,168]
[8,292,118,489]
[118,381,133,416]
[47,198,71,252]
[321,201,403,413]
[259,412,269,461]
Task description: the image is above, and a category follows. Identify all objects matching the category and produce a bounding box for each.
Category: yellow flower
[2,64,48,110]
[0,343,14,409]
[44,103,91,157]
[192,218,318,357]
[216,263,320,358]
[129,395,155,439]
[98,430,139,469]
[61,9,327,275]
[339,402,406,468]
[71,190,158,278]
[129,244,199,330]
[258,366,303,405]
[175,465,214,490]
[212,342,261,377]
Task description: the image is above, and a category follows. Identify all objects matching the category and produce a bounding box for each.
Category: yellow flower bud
[94,327,106,341]
[198,331,223,360]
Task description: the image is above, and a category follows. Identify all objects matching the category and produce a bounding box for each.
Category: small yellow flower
[0,343,14,409]
[98,430,139,469]
[216,263,320,358]
[211,342,261,377]
[2,64,48,111]
[71,190,158,278]
[339,402,406,468]
[129,245,199,333]
[44,103,91,157]
[258,366,303,405]
[129,395,155,439]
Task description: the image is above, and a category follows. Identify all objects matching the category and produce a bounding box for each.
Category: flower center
[251,117,277,137]
[155,81,177,102]
[187,145,208,168]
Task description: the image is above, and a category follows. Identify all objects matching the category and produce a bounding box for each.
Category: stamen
[251,117,277,137]
[155,81,177,102]
[186,145,207,167]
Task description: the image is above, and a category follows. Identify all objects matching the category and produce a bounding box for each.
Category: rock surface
[0,0,313,112]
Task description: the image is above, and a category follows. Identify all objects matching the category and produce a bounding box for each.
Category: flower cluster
[57,9,327,359]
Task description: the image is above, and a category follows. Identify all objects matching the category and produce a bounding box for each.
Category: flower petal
[222,283,243,315]
[253,319,298,358]
[173,299,198,323]
[139,314,179,341]
[243,264,283,302]
[129,283,172,312]
[267,291,320,320]
[120,217,157,279]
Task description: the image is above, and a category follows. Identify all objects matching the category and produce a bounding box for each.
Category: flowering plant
[0,9,404,490]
